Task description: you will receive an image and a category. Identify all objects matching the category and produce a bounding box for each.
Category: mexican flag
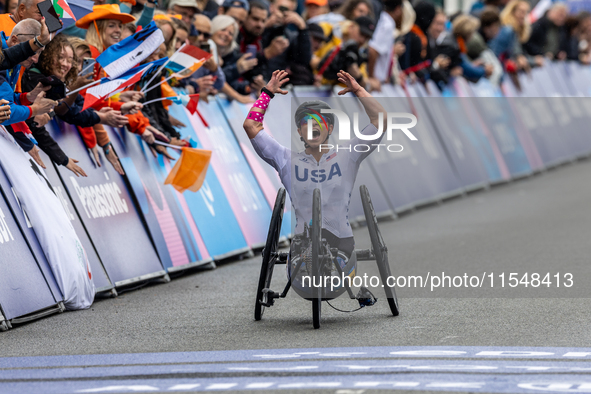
[53,0,76,21]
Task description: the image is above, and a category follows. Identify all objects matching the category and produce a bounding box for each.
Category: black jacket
[524,15,566,57]
[21,68,69,166]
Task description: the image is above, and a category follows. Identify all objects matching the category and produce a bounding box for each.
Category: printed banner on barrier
[46,120,166,286]
[176,101,272,249]
[0,173,60,320]
[168,104,250,259]
[106,125,211,269]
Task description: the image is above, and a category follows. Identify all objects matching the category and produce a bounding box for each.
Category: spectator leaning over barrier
[315,16,374,86]
[577,11,591,63]
[219,0,249,26]
[222,0,269,96]
[263,0,313,85]
[486,1,540,72]
[210,14,254,103]
[463,9,503,85]
[366,0,402,91]
[397,1,435,82]
[77,4,147,174]
[0,18,56,167]
[427,9,461,84]
[563,16,582,62]
[525,3,568,60]
[452,14,494,82]
[184,14,226,97]
[0,0,44,35]
[168,0,200,26]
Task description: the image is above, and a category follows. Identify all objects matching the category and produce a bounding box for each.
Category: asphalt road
[1,158,591,393]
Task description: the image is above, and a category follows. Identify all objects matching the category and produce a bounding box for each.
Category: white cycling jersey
[251,123,383,238]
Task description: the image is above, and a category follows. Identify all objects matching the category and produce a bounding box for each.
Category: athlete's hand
[265,70,289,95]
[337,70,363,96]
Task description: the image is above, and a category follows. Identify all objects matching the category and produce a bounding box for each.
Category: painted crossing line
[4,347,591,393]
[4,359,591,380]
[3,346,591,369]
[2,374,591,393]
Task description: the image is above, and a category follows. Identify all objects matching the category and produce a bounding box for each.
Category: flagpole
[153,140,184,150]
[78,62,95,76]
[140,43,186,94]
[142,64,192,95]
[142,96,175,106]
[66,79,101,96]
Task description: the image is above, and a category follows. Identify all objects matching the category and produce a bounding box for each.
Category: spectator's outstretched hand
[98,107,128,128]
[28,146,46,169]
[337,70,362,96]
[27,83,51,103]
[104,148,124,175]
[90,146,101,168]
[146,125,170,143]
[33,113,50,127]
[0,99,11,122]
[66,158,87,177]
[121,101,143,115]
[265,70,289,95]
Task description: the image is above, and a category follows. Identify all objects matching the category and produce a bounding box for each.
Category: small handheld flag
[54,0,76,20]
[97,21,164,79]
[164,147,212,193]
[142,93,200,114]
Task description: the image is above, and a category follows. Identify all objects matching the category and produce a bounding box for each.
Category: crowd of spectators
[0,0,588,178]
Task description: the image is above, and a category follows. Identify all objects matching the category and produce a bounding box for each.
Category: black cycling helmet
[294,100,335,128]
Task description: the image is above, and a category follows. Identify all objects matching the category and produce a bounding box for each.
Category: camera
[319,40,365,81]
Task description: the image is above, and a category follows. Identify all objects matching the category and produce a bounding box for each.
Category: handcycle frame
[255,185,399,329]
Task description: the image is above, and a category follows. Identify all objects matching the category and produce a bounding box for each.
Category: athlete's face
[297,115,333,149]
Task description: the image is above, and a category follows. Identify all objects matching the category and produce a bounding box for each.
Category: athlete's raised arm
[337,70,387,132]
[243,70,290,139]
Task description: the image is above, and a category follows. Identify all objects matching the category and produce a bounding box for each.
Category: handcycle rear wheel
[311,188,322,329]
[360,185,399,316]
[255,188,286,321]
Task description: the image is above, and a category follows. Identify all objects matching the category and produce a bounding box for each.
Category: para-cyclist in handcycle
[243,69,399,329]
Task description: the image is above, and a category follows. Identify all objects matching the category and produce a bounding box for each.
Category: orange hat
[305,0,328,6]
[76,4,135,29]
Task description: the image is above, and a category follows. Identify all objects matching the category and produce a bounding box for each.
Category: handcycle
[254,185,399,329]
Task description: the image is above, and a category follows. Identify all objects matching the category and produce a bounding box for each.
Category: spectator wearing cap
[314,16,374,85]
[220,0,250,26]
[367,0,403,90]
[169,0,200,26]
[305,0,330,21]
[263,0,313,84]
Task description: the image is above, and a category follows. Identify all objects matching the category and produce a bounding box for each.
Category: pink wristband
[247,91,271,122]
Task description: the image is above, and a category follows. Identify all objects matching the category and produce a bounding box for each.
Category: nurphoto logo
[307,110,418,153]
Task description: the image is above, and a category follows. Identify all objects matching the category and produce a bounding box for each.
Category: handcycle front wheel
[255,188,286,321]
[360,185,399,316]
[311,188,322,329]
